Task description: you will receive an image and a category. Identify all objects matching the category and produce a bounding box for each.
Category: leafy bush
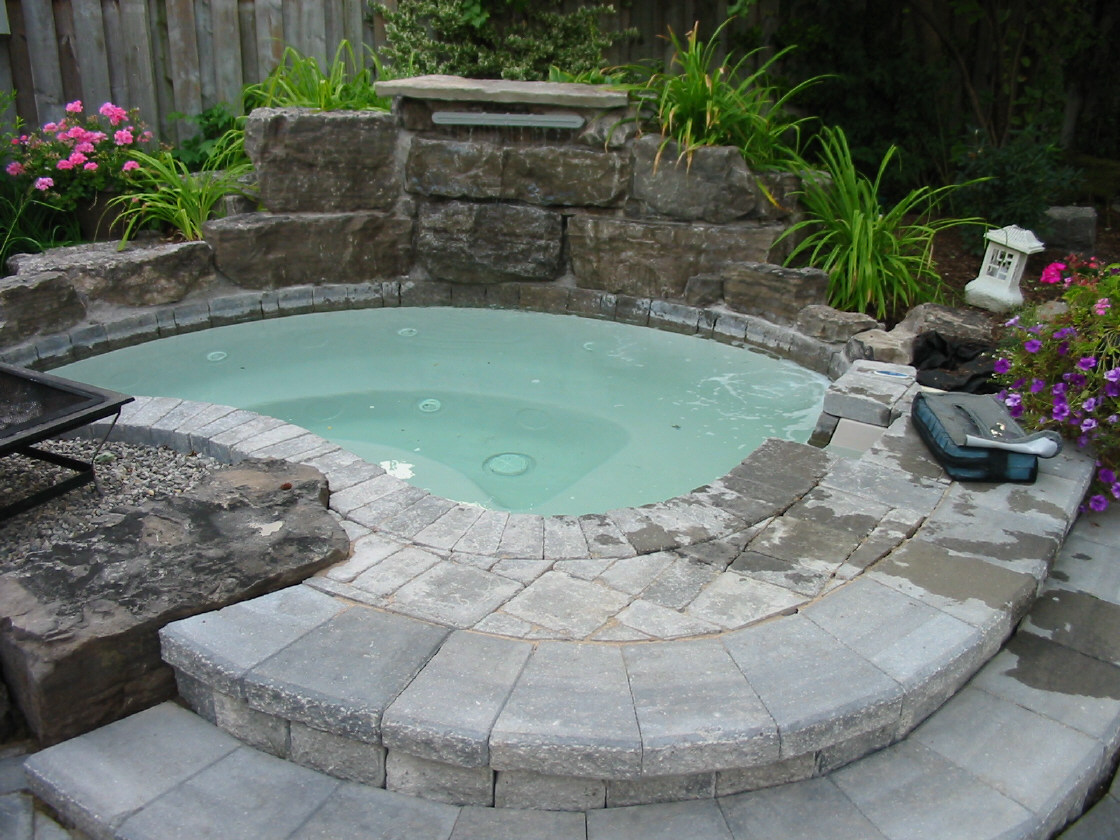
[952,128,1081,247]
[108,136,256,243]
[0,178,77,271]
[373,0,627,81]
[171,103,246,171]
[995,256,1120,512]
[780,126,982,320]
[624,20,820,171]
[242,40,390,111]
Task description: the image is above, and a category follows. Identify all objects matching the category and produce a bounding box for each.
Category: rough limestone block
[796,305,880,343]
[607,772,716,807]
[417,201,562,284]
[721,261,829,325]
[0,461,347,745]
[245,108,400,212]
[204,211,413,289]
[0,272,85,345]
[289,721,386,786]
[569,215,781,300]
[9,241,214,307]
[631,136,761,224]
[493,769,606,810]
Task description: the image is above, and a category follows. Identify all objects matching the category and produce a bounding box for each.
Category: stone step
[144,397,1094,808]
[22,506,1120,840]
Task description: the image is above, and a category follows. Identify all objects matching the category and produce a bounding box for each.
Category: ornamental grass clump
[995,255,1120,512]
[5,100,152,212]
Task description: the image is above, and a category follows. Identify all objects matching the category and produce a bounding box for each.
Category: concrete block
[452,509,509,556]
[385,751,493,807]
[720,776,889,839]
[496,513,545,559]
[412,505,486,551]
[615,599,720,639]
[289,721,386,786]
[623,638,779,776]
[382,631,532,767]
[240,607,449,742]
[579,514,637,559]
[288,782,459,840]
[380,496,458,540]
[606,772,715,806]
[349,546,443,599]
[684,572,803,630]
[715,751,817,796]
[542,516,590,560]
[585,798,733,840]
[212,690,289,757]
[502,572,629,639]
[493,769,606,810]
[491,642,642,778]
[391,564,523,627]
[451,805,587,839]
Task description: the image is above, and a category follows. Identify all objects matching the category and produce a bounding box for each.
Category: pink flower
[83,161,98,171]
[141,130,153,143]
[75,141,95,154]
[65,100,83,114]
[1095,298,1111,316]
[5,161,23,176]
[114,128,134,146]
[68,151,87,166]
[33,177,53,190]
[55,158,74,170]
[98,102,129,126]
[121,160,140,172]
[43,122,58,133]
[1040,262,1066,284]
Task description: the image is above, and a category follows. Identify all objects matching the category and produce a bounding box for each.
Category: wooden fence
[2,0,746,144]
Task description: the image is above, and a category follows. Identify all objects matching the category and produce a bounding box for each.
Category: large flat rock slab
[0,458,348,745]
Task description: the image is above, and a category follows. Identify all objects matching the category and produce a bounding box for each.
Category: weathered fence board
[2,1,759,141]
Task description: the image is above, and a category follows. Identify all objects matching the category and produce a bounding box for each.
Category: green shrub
[243,40,389,111]
[780,126,983,320]
[171,103,247,172]
[0,178,78,272]
[624,20,821,171]
[373,0,628,81]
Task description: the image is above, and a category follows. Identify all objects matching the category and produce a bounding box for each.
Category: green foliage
[624,20,820,171]
[170,103,247,171]
[780,126,983,320]
[995,256,1120,512]
[952,128,1081,247]
[0,178,77,271]
[242,40,390,111]
[108,138,256,244]
[372,0,628,81]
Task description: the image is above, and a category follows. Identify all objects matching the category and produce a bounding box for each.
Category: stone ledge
[376,75,630,109]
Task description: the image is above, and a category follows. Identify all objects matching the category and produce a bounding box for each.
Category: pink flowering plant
[995,255,1120,512]
[5,100,153,212]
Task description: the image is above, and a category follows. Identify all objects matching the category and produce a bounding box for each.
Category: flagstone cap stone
[375,75,629,109]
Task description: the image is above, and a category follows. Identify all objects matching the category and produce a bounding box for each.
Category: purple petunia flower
[1024,339,1043,353]
[1078,356,1098,371]
[1030,378,1046,394]
[1004,315,1020,327]
[1107,382,1120,398]
[1106,368,1120,383]
[1089,495,1109,512]
[1084,397,1101,412]
[1112,482,1120,500]
[1057,341,1069,356]
[1054,327,1078,339]
[1100,467,1117,485]
[1053,382,1067,396]
[993,358,1012,374]
[1004,394,1022,409]
[1053,402,1071,421]
[1082,418,1098,432]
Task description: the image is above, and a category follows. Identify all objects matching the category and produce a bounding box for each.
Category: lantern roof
[984,224,1045,254]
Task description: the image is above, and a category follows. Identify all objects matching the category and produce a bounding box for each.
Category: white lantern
[964,225,1045,313]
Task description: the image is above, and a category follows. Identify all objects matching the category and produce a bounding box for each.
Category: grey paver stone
[579,514,637,559]
[230,422,308,457]
[160,586,348,694]
[819,456,947,513]
[314,456,385,492]
[346,484,429,528]
[728,550,838,598]
[502,571,630,639]
[329,473,405,514]
[471,612,534,637]
[491,642,642,778]
[722,614,903,758]
[606,507,682,553]
[597,553,674,595]
[859,413,951,482]
[913,686,1105,819]
[685,484,779,529]
[455,510,510,555]
[114,746,339,840]
[714,752,817,797]
[413,505,486,551]
[745,515,864,566]
[390,563,523,627]
[381,495,459,540]
[496,513,545,559]
[450,804,587,840]
[642,559,721,611]
[833,741,1037,840]
[947,470,1088,532]
[350,546,444,599]
[382,631,533,766]
[623,638,779,775]
[615,600,718,639]
[553,557,615,580]
[289,781,460,840]
[719,776,889,839]
[289,721,386,786]
[211,691,289,756]
[606,772,715,806]
[543,516,590,560]
[247,432,327,461]
[730,437,833,497]
[241,607,450,742]
[493,769,606,810]
[0,792,32,840]
[23,703,240,838]
[684,572,803,630]
[490,556,553,585]
[324,533,409,583]
[586,798,733,840]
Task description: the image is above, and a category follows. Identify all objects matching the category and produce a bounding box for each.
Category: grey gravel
[1,438,220,559]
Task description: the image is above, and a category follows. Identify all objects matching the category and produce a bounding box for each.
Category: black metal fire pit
[0,363,133,522]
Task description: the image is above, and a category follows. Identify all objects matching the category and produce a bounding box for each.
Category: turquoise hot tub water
[58,308,828,515]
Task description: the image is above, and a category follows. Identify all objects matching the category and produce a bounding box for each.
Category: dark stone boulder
[796,305,881,343]
[204,211,414,288]
[7,241,215,307]
[722,262,830,325]
[0,272,86,346]
[417,201,563,283]
[0,459,348,745]
[630,136,761,223]
[245,108,401,212]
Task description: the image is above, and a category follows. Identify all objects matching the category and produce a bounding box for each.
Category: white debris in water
[380,459,415,479]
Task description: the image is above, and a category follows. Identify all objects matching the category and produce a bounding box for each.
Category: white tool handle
[963,433,1062,458]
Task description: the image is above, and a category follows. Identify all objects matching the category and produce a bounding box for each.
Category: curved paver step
[23,507,1120,839]
[139,392,1092,808]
